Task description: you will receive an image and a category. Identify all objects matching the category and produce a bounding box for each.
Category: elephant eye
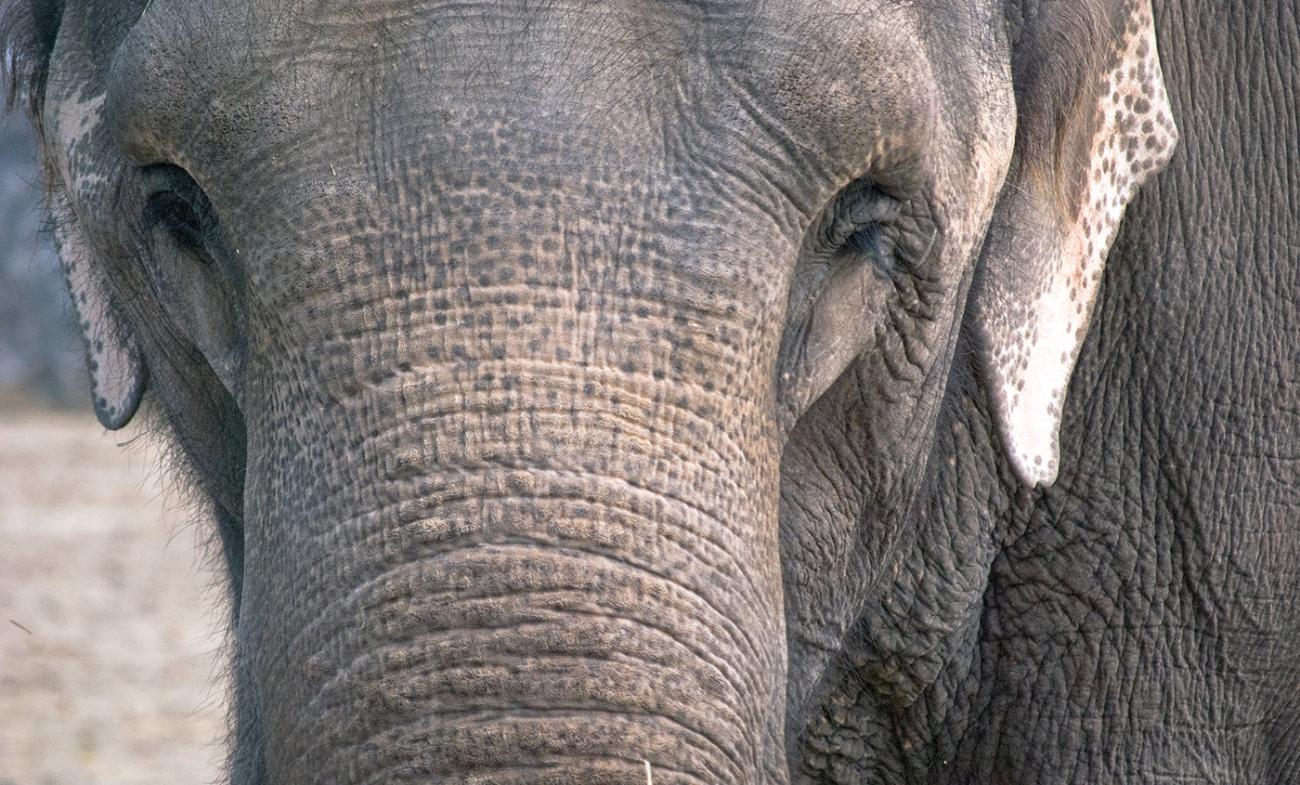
[819,180,903,261]
[141,164,217,261]
[843,221,884,258]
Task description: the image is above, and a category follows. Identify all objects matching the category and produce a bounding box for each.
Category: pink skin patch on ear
[51,196,146,430]
[993,0,1177,486]
[44,87,147,430]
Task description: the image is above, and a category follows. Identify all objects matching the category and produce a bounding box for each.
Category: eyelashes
[144,190,209,255]
[140,164,218,262]
[816,179,904,262]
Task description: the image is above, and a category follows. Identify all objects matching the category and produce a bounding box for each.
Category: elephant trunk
[222,152,799,781]
[240,356,787,783]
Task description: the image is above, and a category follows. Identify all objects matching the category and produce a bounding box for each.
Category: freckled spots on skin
[980,0,1177,486]
[48,190,144,430]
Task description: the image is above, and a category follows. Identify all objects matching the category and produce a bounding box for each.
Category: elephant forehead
[228,147,802,306]
[108,0,993,200]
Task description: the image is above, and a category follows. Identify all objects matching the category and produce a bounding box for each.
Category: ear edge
[50,190,147,430]
[88,337,146,430]
[975,0,1177,487]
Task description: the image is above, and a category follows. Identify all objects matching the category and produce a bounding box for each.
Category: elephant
[4,0,1296,782]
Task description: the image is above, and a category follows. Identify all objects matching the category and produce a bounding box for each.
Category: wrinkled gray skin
[5,0,1296,782]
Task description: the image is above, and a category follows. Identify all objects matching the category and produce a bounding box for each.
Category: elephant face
[6,0,1174,782]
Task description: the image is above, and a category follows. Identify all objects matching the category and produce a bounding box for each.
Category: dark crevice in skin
[230,637,268,785]
[781,336,1014,783]
[151,370,247,586]
[213,501,245,617]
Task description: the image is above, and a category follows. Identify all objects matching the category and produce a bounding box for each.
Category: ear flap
[31,0,149,431]
[50,189,145,430]
[971,0,1176,486]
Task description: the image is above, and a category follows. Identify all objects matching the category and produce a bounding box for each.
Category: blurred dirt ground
[0,401,229,784]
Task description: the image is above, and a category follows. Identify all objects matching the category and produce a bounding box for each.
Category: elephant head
[3,0,1174,781]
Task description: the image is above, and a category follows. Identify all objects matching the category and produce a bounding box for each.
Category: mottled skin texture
[785,2,1299,781]
[3,0,1294,783]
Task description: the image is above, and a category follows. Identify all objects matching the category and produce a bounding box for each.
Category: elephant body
[2,0,1295,782]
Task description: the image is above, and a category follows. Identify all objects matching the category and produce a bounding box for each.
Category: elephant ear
[971,0,1176,486]
[4,0,148,430]
[49,188,146,430]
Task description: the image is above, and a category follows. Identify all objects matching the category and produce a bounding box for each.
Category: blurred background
[1,106,228,782]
